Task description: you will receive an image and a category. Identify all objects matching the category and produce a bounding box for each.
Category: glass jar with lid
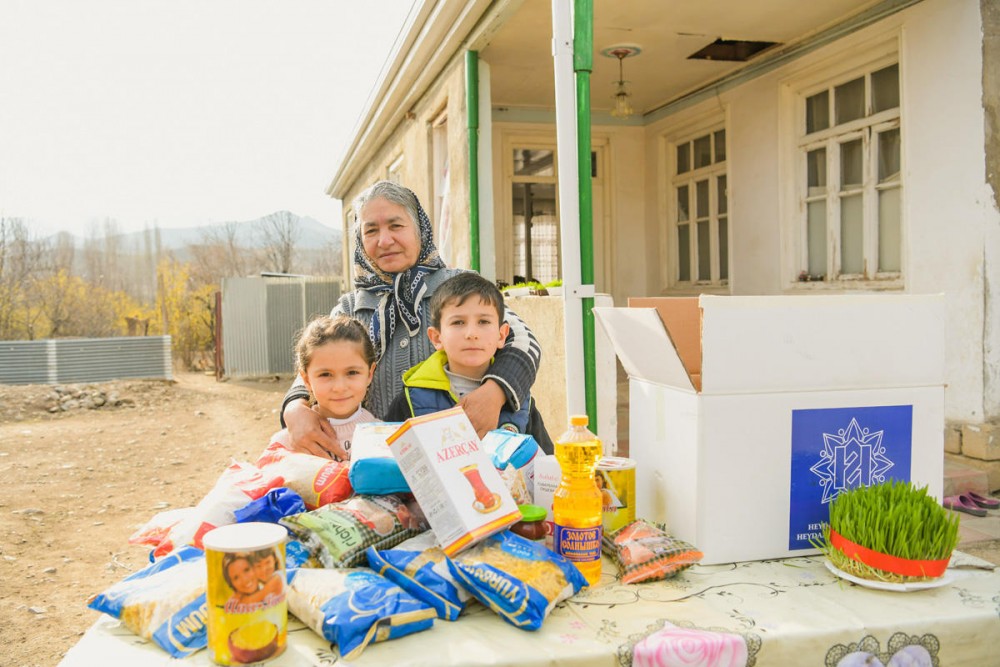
[510,504,547,542]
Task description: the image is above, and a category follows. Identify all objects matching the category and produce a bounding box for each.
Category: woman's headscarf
[352,184,446,359]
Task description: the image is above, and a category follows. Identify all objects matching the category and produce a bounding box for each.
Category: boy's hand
[283,399,348,459]
[460,380,505,438]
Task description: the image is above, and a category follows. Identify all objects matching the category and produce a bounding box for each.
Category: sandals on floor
[943,494,988,517]
[966,491,1000,509]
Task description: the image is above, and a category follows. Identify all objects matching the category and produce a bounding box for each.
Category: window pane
[696,180,709,218]
[513,149,554,176]
[676,142,690,174]
[719,217,729,280]
[807,148,826,197]
[717,174,728,215]
[806,90,829,133]
[840,194,864,274]
[697,221,710,280]
[676,185,689,222]
[878,128,901,183]
[872,64,900,113]
[807,201,827,277]
[694,135,712,169]
[879,187,901,272]
[714,130,726,163]
[840,139,863,189]
[512,183,559,283]
[835,77,865,125]
[678,225,691,281]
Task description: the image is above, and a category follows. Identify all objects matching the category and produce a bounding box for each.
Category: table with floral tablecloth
[61,553,1000,667]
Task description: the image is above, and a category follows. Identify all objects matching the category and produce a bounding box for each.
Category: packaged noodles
[447,531,586,631]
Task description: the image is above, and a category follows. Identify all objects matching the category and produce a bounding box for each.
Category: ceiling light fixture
[601,45,641,120]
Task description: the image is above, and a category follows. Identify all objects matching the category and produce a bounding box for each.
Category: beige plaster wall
[503,294,567,438]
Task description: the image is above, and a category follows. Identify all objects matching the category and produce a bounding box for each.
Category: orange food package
[602,519,703,584]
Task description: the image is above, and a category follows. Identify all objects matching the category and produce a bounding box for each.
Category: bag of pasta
[366,530,471,621]
[280,494,428,568]
[87,546,207,658]
[602,519,703,584]
[447,530,586,631]
[287,567,435,660]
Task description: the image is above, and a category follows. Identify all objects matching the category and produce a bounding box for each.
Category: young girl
[222,552,284,613]
[293,315,378,458]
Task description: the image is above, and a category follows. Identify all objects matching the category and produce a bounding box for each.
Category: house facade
[328,0,999,438]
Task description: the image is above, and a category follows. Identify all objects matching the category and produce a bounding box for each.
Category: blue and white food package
[348,422,410,495]
[366,530,472,621]
[447,531,586,631]
[87,545,208,658]
[482,430,540,494]
[286,567,435,660]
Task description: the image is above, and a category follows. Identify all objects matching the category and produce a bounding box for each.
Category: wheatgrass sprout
[812,480,960,583]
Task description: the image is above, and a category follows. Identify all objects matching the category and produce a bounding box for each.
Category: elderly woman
[281,180,541,459]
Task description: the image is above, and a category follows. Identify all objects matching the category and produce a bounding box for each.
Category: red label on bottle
[553,525,602,562]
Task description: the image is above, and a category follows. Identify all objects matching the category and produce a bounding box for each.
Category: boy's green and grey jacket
[383,350,554,454]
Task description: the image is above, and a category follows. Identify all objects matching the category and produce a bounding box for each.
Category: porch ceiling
[481,0,883,116]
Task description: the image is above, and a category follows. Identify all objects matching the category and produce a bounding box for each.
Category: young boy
[384,272,553,453]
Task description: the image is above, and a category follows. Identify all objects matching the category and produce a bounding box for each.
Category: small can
[597,457,636,534]
[203,522,288,666]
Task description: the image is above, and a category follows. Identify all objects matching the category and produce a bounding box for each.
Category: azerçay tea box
[386,406,521,555]
[594,294,945,565]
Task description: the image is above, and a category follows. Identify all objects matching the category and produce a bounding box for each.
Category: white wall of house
[641,0,995,424]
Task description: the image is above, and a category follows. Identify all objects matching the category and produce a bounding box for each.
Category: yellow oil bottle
[553,414,604,586]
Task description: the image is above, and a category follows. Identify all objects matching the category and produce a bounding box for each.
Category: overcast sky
[0,0,414,236]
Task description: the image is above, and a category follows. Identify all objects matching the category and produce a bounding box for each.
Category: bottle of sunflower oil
[553,414,603,586]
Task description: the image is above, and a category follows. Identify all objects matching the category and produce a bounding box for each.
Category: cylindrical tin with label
[203,522,288,666]
[597,456,636,534]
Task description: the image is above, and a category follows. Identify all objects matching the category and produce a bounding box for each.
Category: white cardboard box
[594,294,945,565]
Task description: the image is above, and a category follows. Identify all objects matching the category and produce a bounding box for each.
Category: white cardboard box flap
[699,294,945,393]
[592,307,694,390]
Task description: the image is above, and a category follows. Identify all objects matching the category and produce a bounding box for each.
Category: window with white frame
[511,147,559,283]
[797,60,900,281]
[672,127,728,285]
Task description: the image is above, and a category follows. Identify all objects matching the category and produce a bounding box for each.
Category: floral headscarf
[353,187,446,359]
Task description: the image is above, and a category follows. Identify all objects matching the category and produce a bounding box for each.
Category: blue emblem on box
[788,405,913,551]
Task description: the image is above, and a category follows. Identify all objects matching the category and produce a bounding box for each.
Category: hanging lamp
[601,46,640,119]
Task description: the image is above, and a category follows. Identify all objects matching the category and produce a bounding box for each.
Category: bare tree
[191,220,256,284]
[0,218,46,339]
[258,211,300,274]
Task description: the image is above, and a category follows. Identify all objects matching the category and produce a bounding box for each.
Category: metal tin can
[597,456,636,534]
[203,522,288,666]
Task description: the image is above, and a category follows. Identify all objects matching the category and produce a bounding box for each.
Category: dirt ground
[0,372,290,667]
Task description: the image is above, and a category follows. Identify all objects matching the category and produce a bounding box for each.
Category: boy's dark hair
[429,272,505,328]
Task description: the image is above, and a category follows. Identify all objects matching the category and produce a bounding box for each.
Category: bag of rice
[281,494,428,568]
[366,531,471,621]
[602,519,703,584]
[447,530,586,631]
[255,437,353,509]
[286,568,435,660]
[87,546,207,658]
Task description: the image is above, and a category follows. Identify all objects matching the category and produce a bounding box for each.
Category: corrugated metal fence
[0,336,173,385]
[220,276,341,379]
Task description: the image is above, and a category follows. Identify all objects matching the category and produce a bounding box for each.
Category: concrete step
[944,454,991,497]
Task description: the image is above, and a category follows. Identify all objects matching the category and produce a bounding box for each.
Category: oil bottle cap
[570,414,589,426]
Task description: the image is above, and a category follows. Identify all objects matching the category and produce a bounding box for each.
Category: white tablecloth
[61,553,1000,666]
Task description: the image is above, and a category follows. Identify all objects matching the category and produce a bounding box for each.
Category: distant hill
[46,212,343,251]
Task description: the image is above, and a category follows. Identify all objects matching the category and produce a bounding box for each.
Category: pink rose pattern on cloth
[633,622,749,667]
